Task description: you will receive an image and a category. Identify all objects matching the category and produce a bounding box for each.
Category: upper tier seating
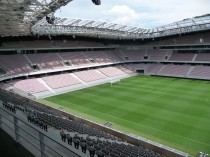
[99,67,126,77]
[103,51,125,62]
[203,32,210,44]
[148,32,210,45]
[84,51,112,63]
[195,53,210,62]
[175,34,200,45]
[27,53,64,70]
[12,79,49,94]
[0,55,32,75]
[122,50,145,61]
[169,53,195,61]
[21,40,53,48]
[42,73,82,89]
[77,41,104,47]
[74,70,107,82]
[2,41,23,48]
[59,52,90,66]
[147,50,168,60]
[52,40,77,47]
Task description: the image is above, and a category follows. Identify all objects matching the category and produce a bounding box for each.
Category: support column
[0,114,2,129]
[39,132,46,157]
[14,117,20,143]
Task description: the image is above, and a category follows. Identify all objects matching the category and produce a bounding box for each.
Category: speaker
[92,0,101,5]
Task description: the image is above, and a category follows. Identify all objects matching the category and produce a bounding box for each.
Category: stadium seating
[59,52,91,66]
[52,40,77,47]
[0,89,165,157]
[21,40,53,48]
[169,53,195,61]
[27,53,64,70]
[84,51,112,63]
[147,50,168,60]
[11,79,49,94]
[195,53,210,62]
[0,55,32,75]
[103,51,125,62]
[117,65,135,74]
[75,69,107,82]
[158,64,191,77]
[146,64,163,74]
[99,67,126,77]
[122,50,145,61]
[188,66,210,79]
[42,73,82,89]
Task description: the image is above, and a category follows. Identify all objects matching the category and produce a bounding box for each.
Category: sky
[55,0,210,29]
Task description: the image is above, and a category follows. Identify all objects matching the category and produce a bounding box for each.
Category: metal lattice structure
[0,0,73,36]
[31,17,149,39]
[31,15,210,39]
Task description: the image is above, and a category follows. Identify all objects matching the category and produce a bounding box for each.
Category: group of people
[2,102,16,113]
[27,114,48,132]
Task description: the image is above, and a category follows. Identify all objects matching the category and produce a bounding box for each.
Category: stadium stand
[74,69,107,83]
[147,50,168,60]
[122,50,145,61]
[194,53,210,62]
[12,79,49,94]
[188,66,210,79]
[1,2,210,157]
[158,64,191,77]
[0,55,32,75]
[104,51,125,62]
[59,52,91,66]
[27,53,64,70]
[0,89,167,157]
[99,67,126,77]
[42,73,82,89]
[169,53,195,61]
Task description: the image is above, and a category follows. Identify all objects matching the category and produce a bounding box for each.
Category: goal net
[109,79,121,87]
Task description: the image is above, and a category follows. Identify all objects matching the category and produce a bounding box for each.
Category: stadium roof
[0,0,210,39]
[32,15,210,39]
[0,0,73,36]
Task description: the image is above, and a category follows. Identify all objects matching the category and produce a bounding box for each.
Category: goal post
[109,79,121,87]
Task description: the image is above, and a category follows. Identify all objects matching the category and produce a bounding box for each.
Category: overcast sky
[55,0,210,28]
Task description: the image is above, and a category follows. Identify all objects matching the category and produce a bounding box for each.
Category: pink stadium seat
[84,51,112,63]
[12,79,48,94]
[42,73,82,89]
[169,53,195,61]
[0,55,32,75]
[74,70,106,82]
[195,53,210,62]
[103,51,125,62]
[189,66,210,79]
[59,52,90,66]
[122,50,145,61]
[99,67,125,77]
[159,64,190,76]
[147,50,168,60]
[27,53,64,70]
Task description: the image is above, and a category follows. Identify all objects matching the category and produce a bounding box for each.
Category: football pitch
[41,75,210,156]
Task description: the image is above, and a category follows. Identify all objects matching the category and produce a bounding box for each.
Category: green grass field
[41,75,210,156]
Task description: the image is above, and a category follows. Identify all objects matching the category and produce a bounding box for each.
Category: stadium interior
[0,0,210,157]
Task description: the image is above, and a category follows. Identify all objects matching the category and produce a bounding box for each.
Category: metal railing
[0,104,83,157]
